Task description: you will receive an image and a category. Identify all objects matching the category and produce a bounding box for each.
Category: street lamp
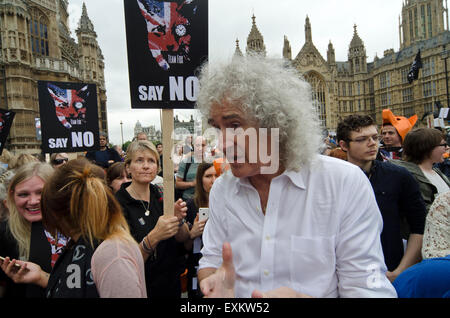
[120,120,124,147]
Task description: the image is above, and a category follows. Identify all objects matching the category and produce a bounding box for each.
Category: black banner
[124,0,208,109]
[0,109,15,155]
[407,50,422,84]
[38,81,100,153]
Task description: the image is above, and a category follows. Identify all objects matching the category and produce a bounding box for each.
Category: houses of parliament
[237,0,450,133]
[0,0,106,155]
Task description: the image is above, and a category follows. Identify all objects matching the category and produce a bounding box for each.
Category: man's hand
[251,287,313,298]
[200,242,235,298]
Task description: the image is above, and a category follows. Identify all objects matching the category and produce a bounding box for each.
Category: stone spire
[348,24,367,74]
[76,2,104,85]
[234,39,243,57]
[76,2,96,36]
[305,15,312,43]
[283,35,292,60]
[327,41,335,65]
[349,24,364,49]
[246,14,266,56]
[294,16,327,68]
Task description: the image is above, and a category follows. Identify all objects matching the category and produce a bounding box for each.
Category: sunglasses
[53,158,69,165]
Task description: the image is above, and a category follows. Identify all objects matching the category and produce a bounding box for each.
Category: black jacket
[367,160,426,271]
[115,182,185,298]
[46,237,99,298]
[85,147,122,168]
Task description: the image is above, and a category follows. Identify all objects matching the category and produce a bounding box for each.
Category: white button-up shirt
[199,155,397,298]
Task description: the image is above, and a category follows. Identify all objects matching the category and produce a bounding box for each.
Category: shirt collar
[284,169,307,189]
[233,169,307,194]
[361,160,378,179]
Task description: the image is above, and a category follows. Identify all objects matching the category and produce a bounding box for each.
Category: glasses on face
[437,143,449,148]
[348,134,381,144]
[53,158,69,165]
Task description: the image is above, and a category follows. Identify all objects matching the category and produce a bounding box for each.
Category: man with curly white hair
[196,55,396,298]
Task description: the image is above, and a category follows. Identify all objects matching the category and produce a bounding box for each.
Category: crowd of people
[0,55,449,298]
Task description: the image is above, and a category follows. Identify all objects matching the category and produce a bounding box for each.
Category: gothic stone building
[238,0,450,132]
[134,120,161,142]
[0,0,107,155]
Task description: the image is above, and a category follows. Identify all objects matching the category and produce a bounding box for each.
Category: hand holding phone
[0,257,40,286]
[0,256,22,269]
[199,208,209,222]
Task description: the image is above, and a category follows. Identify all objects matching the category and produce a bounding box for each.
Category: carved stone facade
[134,120,161,142]
[239,0,450,132]
[246,15,266,57]
[0,0,107,154]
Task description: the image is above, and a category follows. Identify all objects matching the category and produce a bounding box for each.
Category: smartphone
[198,208,209,222]
[0,256,22,268]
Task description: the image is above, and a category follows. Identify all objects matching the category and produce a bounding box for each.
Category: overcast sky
[67,0,403,146]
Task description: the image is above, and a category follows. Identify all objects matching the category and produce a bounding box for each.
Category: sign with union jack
[38,81,100,153]
[124,0,208,109]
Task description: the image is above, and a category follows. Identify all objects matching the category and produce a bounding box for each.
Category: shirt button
[264,270,270,276]
[265,235,271,241]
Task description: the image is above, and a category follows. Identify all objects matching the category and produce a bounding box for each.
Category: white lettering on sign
[138,85,164,101]
[169,76,199,102]
[71,131,94,147]
[48,138,68,149]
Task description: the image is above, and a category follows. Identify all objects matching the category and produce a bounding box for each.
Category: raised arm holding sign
[122,0,208,298]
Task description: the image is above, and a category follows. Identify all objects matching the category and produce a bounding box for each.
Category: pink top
[91,237,147,298]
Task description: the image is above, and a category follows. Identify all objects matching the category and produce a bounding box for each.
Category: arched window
[304,72,327,128]
[28,10,49,56]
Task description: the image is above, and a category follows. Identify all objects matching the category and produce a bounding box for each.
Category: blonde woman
[0,162,63,297]
[1,159,146,298]
[115,140,188,298]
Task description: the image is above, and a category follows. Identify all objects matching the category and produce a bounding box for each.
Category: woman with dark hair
[1,159,146,298]
[184,162,217,298]
[393,127,450,212]
[106,162,130,193]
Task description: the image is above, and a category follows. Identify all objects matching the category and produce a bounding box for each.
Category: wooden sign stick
[162,108,175,216]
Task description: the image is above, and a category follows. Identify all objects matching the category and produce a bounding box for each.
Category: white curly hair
[195,55,322,171]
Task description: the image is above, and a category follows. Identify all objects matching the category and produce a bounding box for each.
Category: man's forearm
[175,179,194,189]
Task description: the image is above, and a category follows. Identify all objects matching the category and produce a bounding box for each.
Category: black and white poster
[124,0,208,109]
[0,109,15,155]
[38,81,100,153]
